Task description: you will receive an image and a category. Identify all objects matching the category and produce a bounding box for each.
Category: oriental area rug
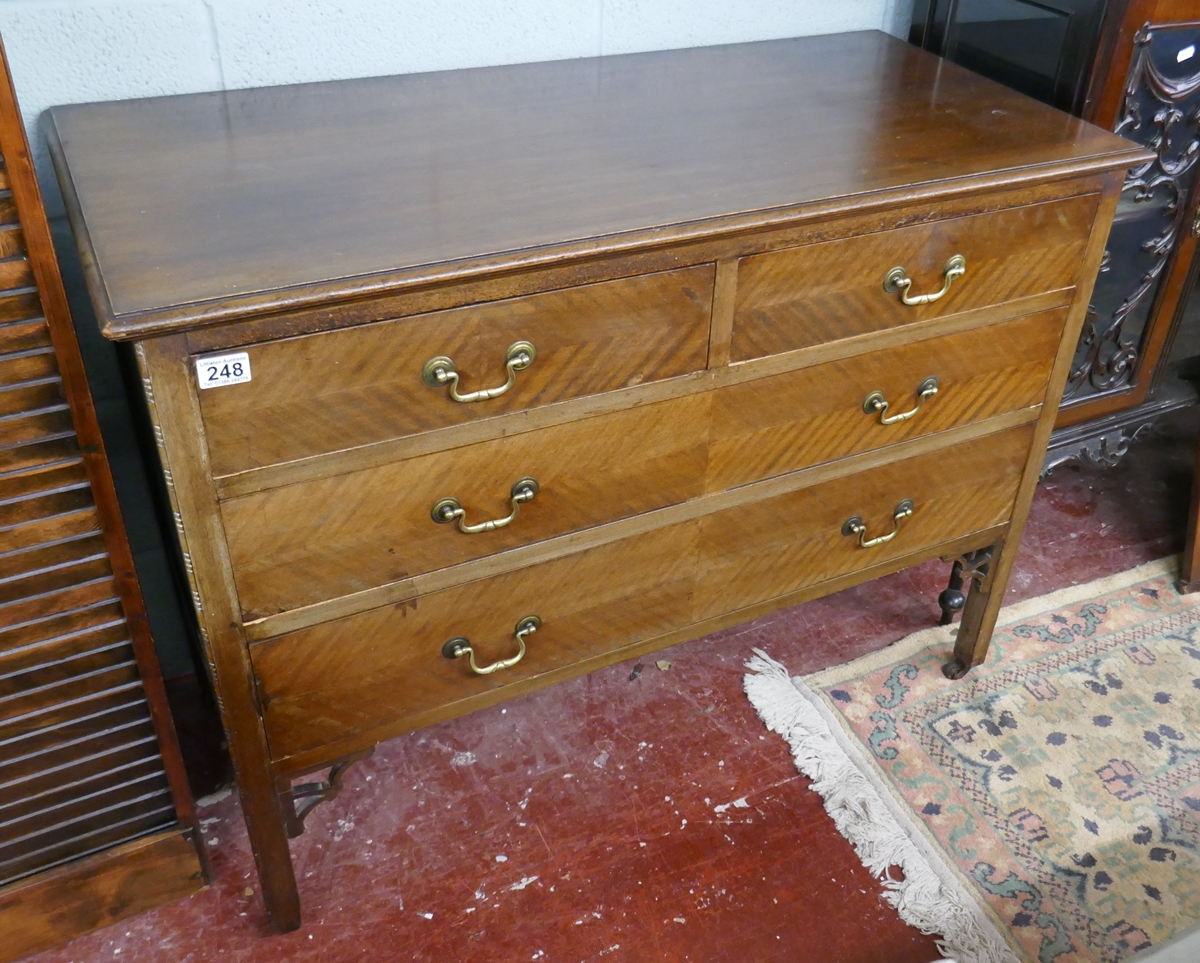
[745,557,1200,963]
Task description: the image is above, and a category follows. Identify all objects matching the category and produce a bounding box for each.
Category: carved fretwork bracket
[936,546,995,626]
[943,546,995,591]
[275,747,375,839]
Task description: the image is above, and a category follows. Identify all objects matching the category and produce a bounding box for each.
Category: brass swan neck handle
[431,478,539,534]
[442,615,541,675]
[842,499,915,549]
[883,255,966,307]
[862,377,939,425]
[422,340,536,403]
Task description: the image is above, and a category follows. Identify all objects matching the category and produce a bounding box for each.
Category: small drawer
[708,308,1063,491]
[222,393,710,619]
[251,522,701,762]
[695,424,1033,622]
[198,265,715,476]
[730,193,1097,361]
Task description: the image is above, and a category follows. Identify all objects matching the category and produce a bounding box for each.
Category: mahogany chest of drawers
[46,31,1147,931]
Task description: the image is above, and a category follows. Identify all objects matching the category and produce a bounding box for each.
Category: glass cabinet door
[911,0,1108,113]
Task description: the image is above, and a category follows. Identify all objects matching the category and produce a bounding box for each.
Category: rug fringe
[744,649,1017,963]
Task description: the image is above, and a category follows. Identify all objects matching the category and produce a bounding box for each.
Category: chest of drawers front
[47,32,1147,931]
[131,179,1118,919]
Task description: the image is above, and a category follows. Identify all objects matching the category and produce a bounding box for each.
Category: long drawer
[197,265,716,475]
[224,393,711,619]
[731,193,1096,361]
[223,309,1058,618]
[251,423,1032,764]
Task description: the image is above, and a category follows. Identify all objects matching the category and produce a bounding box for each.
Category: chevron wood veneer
[731,192,1099,360]
[48,31,1149,932]
[199,265,715,475]
[222,391,712,618]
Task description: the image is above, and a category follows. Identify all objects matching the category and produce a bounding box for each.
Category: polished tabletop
[47,30,1142,337]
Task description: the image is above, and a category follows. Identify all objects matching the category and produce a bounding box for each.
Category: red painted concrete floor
[28,413,1198,963]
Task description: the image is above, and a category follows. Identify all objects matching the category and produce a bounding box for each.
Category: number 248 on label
[196,352,252,388]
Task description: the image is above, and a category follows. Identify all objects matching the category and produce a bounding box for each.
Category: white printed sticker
[196,352,252,388]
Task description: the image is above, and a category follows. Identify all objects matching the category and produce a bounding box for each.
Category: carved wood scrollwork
[1042,419,1160,476]
[1065,23,1200,401]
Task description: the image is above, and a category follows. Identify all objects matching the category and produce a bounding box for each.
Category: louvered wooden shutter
[0,33,207,961]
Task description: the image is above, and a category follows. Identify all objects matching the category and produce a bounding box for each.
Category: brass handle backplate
[883,255,966,306]
[862,377,939,425]
[422,340,536,403]
[442,615,541,675]
[431,477,539,534]
[842,499,914,549]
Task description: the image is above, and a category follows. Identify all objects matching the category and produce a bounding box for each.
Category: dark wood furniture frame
[1048,0,1200,472]
[0,33,207,961]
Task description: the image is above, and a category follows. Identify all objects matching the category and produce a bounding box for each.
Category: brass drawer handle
[442,615,541,675]
[842,499,914,548]
[862,377,939,425]
[431,477,539,533]
[422,340,536,403]
[883,255,966,306]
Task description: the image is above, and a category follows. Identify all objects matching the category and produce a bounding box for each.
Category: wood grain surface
[951,173,1128,671]
[253,522,702,759]
[708,308,1065,490]
[239,409,1042,643]
[45,33,1144,338]
[222,393,711,617]
[44,27,1148,931]
[180,176,1102,359]
[697,425,1032,620]
[731,193,1097,360]
[136,335,301,930]
[0,830,204,963]
[222,307,1063,618]
[199,266,713,475]
[252,424,1029,762]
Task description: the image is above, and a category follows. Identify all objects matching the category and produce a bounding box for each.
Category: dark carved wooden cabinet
[913,0,1200,470]
[1055,1,1200,469]
[0,36,207,961]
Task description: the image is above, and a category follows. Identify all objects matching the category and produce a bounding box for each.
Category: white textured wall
[1,0,913,194]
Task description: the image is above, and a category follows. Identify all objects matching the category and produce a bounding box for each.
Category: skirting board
[0,828,207,963]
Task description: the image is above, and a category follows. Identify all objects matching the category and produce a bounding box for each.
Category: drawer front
[251,522,701,761]
[225,310,1054,618]
[252,423,1033,764]
[708,308,1062,491]
[730,193,1097,361]
[696,424,1033,621]
[199,265,715,476]
[223,393,711,619]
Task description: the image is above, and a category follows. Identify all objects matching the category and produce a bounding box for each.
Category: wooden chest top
[46,31,1140,340]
